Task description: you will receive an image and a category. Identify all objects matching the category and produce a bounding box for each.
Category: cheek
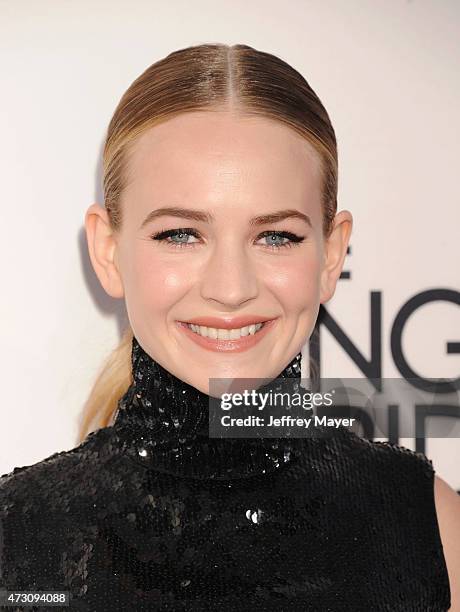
[123,248,192,313]
[264,252,321,311]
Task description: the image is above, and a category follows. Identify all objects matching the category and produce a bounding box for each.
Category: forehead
[123,111,322,211]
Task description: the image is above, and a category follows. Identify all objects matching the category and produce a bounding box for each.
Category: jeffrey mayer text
[221,415,356,428]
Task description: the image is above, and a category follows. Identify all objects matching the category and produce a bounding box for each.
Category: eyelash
[149,228,305,250]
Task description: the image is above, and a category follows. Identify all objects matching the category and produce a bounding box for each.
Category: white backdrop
[1,0,459,489]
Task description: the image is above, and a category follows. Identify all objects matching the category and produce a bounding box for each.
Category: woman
[0,43,458,611]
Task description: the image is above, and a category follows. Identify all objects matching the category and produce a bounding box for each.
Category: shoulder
[0,427,110,489]
[434,475,460,611]
[0,424,157,595]
[0,426,132,590]
[0,427,141,590]
[347,432,456,608]
[336,429,445,509]
[332,431,453,605]
[329,426,439,481]
[0,426,122,523]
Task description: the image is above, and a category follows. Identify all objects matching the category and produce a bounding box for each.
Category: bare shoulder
[434,475,460,611]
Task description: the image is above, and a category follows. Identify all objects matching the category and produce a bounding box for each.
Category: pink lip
[175,318,278,353]
[179,315,274,329]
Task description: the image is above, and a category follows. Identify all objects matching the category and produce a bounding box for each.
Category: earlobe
[319,211,353,305]
[84,203,125,299]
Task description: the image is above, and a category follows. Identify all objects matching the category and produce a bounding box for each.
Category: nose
[199,239,259,308]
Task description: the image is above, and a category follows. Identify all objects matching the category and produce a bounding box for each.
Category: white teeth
[187,322,264,339]
[217,328,229,340]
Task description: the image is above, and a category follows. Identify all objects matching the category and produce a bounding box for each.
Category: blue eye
[149,228,305,250]
[150,228,200,248]
[256,230,305,249]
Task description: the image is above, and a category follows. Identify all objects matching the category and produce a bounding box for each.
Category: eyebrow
[139,206,312,229]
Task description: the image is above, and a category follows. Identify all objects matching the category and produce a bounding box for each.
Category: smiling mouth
[176,318,277,353]
[183,321,267,340]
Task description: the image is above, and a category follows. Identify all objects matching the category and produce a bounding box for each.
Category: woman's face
[86,111,352,394]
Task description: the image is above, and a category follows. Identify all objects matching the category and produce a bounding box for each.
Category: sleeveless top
[0,336,451,611]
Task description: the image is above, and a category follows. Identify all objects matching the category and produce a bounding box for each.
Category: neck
[113,335,305,479]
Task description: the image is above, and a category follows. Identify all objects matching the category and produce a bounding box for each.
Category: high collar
[113,335,308,480]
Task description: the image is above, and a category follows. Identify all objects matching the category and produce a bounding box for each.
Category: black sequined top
[0,336,451,611]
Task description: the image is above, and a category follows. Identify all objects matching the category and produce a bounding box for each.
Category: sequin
[0,336,451,611]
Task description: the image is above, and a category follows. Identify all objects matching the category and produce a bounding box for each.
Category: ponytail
[76,326,133,444]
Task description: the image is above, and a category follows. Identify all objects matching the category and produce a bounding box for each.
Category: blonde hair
[77,43,338,444]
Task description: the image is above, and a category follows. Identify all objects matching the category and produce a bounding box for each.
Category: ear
[85,203,125,299]
[320,210,353,304]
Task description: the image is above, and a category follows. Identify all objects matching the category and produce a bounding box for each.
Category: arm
[434,475,460,611]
